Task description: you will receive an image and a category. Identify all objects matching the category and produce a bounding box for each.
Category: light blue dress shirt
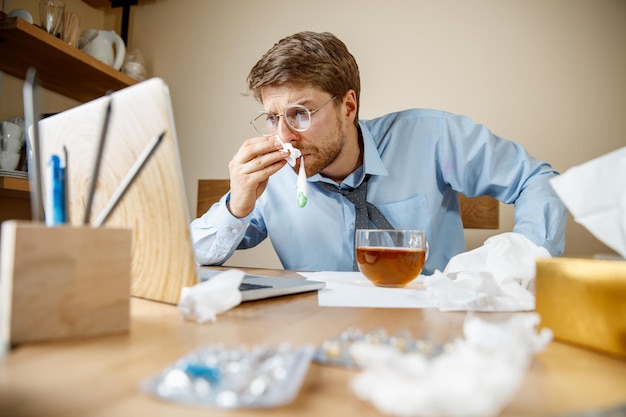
[190,109,566,275]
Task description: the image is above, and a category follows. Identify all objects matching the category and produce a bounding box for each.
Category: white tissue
[280,140,301,167]
[177,269,244,324]
[423,233,551,311]
[350,313,552,417]
[549,146,626,259]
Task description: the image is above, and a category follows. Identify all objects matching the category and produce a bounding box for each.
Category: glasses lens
[285,105,311,132]
[251,112,277,136]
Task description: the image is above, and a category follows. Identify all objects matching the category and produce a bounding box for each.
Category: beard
[293,113,347,177]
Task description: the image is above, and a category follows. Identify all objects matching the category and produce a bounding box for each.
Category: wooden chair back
[197,179,499,229]
[197,179,231,218]
[458,194,499,229]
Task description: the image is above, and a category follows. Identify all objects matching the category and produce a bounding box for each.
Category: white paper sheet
[300,271,435,308]
[303,233,547,311]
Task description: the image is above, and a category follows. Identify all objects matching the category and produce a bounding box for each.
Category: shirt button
[231,228,239,234]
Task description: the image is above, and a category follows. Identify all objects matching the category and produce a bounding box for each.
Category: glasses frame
[250,95,337,136]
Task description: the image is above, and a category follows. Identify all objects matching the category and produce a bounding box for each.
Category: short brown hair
[247,31,361,126]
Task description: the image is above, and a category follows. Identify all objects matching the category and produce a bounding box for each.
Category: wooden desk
[1,268,625,417]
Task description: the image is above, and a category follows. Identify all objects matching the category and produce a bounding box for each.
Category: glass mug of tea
[356,229,427,288]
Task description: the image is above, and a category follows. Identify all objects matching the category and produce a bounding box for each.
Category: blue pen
[45,154,66,226]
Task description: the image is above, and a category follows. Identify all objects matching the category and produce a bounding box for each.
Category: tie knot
[318,178,369,208]
[334,181,368,208]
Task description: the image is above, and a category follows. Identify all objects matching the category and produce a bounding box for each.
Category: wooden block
[0,220,131,345]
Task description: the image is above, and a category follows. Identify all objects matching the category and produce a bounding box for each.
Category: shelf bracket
[110,0,138,45]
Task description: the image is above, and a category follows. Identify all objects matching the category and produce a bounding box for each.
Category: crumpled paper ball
[177,269,244,324]
[423,233,551,311]
[350,313,552,417]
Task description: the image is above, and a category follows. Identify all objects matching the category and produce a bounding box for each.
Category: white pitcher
[80,29,126,71]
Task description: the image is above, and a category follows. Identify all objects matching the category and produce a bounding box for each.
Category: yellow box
[535,257,626,358]
[0,220,132,347]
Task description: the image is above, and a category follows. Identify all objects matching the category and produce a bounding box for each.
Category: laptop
[196,269,323,302]
[35,76,324,304]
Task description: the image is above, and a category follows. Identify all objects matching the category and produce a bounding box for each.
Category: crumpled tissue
[279,139,301,167]
[177,269,244,324]
[423,233,551,311]
[350,313,552,417]
[549,146,626,259]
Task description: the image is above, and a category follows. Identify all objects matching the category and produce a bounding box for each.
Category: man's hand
[227,136,287,218]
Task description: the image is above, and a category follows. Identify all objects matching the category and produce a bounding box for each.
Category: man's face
[260,85,349,178]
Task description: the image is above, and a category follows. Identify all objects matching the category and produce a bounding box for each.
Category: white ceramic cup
[2,136,23,153]
[7,9,34,24]
[1,121,24,143]
[0,151,21,170]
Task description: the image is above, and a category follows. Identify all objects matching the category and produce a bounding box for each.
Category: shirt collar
[360,122,388,177]
[310,122,388,187]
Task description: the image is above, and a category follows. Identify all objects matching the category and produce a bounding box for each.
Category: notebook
[35,77,324,304]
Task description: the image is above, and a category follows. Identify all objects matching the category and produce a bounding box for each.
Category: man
[190,31,566,275]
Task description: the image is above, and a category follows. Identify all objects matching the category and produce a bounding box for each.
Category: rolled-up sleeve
[439,112,567,256]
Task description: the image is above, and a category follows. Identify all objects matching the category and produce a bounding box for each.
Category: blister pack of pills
[314,327,453,368]
[142,344,314,409]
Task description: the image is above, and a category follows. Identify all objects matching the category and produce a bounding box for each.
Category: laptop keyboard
[239,282,272,291]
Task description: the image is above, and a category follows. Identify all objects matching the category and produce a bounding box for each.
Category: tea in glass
[356,229,426,288]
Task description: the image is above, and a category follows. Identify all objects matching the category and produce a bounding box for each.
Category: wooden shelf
[0,176,29,192]
[0,176,31,222]
[0,15,136,221]
[0,16,137,102]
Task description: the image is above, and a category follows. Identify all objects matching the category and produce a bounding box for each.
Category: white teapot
[80,29,126,70]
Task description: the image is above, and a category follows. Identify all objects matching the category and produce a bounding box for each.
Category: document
[300,272,435,308]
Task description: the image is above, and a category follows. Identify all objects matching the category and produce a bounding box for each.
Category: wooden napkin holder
[0,220,132,346]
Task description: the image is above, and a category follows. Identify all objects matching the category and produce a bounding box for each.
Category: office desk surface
[1,269,625,417]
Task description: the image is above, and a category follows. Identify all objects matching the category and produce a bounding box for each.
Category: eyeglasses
[250,95,337,136]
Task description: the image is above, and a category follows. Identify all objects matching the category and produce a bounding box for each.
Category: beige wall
[2,0,625,268]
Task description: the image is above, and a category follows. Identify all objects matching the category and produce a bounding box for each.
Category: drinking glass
[39,0,65,37]
[356,229,427,288]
